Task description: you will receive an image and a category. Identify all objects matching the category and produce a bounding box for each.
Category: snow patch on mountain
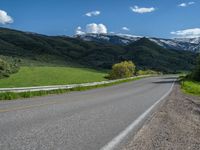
[174,37,200,44]
[75,33,200,52]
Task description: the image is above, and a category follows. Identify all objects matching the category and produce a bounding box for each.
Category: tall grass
[181,80,200,96]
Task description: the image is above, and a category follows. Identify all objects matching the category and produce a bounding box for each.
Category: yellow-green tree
[109,61,136,79]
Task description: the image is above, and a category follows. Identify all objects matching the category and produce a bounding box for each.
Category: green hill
[0,27,197,73]
[125,38,196,73]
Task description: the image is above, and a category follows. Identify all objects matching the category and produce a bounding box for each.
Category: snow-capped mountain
[75,33,200,52]
[149,38,200,52]
[174,37,200,44]
[75,33,141,45]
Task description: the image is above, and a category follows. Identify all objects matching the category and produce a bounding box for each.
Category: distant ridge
[76,33,200,52]
[0,27,197,73]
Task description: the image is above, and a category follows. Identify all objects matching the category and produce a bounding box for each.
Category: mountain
[0,27,197,73]
[125,38,196,72]
[76,33,200,52]
[75,33,141,45]
[150,38,200,52]
[75,33,142,45]
[174,37,200,44]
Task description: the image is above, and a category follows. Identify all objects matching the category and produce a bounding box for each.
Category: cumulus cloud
[122,27,130,31]
[178,2,195,7]
[86,23,107,34]
[75,23,108,35]
[171,28,200,38]
[85,11,101,17]
[0,10,13,24]
[75,26,85,35]
[130,6,155,14]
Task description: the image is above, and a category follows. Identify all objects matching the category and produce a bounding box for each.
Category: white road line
[100,79,176,150]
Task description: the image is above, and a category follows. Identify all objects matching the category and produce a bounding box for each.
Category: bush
[137,69,161,75]
[108,61,136,79]
[0,58,20,79]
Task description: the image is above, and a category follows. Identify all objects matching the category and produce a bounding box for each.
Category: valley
[0,1,200,150]
[0,27,197,74]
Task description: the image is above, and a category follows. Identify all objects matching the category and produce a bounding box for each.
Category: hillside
[125,38,196,72]
[0,27,197,73]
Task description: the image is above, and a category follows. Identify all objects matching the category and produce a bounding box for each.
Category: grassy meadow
[0,66,107,88]
[0,76,145,100]
[181,80,200,96]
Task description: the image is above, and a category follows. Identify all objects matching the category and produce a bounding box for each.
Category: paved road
[0,76,176,150]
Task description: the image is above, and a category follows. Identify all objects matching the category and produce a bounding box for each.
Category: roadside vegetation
[108,61,136,79]
[181,55,200,96]
[107,60,161,80]
[0,60,158,88]
[0,60,156,100]
[181,80,200,96]
[0,66,107,88]
[0,58,20,79]
[136,69,162,76]
[0,76,146,100]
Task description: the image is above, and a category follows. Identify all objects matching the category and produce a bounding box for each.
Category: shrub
[137,69,161,75]
[0,58,20,79]
[109,61,136,79]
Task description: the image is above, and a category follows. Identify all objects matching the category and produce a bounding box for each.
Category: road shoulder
[123,83,200,150]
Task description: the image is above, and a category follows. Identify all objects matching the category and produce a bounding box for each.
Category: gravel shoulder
[123,83,200,150]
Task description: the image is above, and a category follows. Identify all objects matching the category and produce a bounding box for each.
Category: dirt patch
[123,83,200,150]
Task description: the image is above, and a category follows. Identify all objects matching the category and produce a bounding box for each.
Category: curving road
[0,76,176,150]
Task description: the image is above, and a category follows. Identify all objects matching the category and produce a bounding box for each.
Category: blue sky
[0,0,199,38]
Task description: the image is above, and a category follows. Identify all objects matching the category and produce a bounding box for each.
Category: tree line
[107,61,160,80]
[190,55,200,81]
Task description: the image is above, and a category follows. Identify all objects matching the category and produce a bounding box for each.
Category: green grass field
[0,67,107,88]
[0,76,144,100]
[181,80,200,96]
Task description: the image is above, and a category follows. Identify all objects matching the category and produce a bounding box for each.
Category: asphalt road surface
[0,76,176,150]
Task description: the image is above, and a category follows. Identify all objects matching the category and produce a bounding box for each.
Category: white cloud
[188,1,195,5]
[85,11,100,17]
[171,28,200,38]
[0,10,13,24]
[75,23,108,35]
[178,3,187,7]
[86,23,107,34]
[75,26,85,35]
[122,27,130,31]
[130,6,155,14]
[178,2,195,7]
